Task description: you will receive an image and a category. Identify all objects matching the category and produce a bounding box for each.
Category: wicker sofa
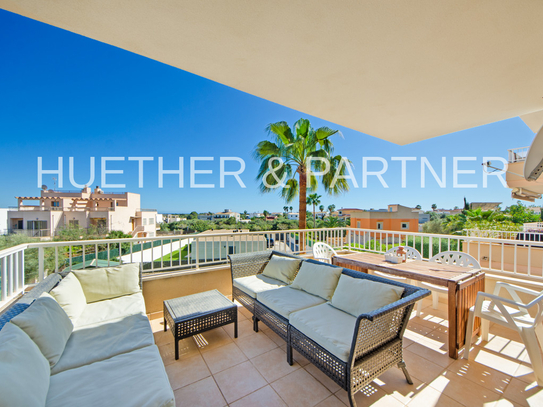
[229,250,430,407]
[0,263,174,407]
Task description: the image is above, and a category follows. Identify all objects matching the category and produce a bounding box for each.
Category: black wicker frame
[228,252,430,407]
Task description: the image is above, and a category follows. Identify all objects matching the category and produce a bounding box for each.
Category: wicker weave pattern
[163,290,237,360]
[289,325,348,388]
[352,308,407,358]
[228,251,272,279]
[232,286,255,314]
[350,339,403,393]
[255,301,289,341]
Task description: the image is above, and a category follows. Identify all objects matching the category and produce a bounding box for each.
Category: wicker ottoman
[163,289,237,359]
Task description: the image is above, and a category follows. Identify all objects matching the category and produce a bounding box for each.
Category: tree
[283,206,289,214]
[254,118,349,229]
[505,201,540,224]
[319,204,324,213]
[415,205,422,209]
[263,210,269,218]
[327,204,336,215]
[289,206,293,212]
[431,203,437,211]
[187,211,198,220]
[306,193,322,228]
[463,197,470,211]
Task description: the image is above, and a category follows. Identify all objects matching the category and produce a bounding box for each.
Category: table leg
[448,281,458,359]
[234,317,238,339]
[175,337,179,360]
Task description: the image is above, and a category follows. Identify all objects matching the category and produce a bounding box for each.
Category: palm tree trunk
[299,170,307,230]
[313,204,316,228]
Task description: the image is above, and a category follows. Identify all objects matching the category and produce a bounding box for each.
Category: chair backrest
[429,251,480,269]
[312,242,338,263]
[385,246,422,261]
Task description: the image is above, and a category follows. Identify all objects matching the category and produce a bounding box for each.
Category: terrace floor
[148,298,543,407]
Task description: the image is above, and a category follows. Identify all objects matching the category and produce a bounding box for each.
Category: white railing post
[1,257,6,301]
[18,250,25,291]
[38,247,45,281]
[195,236,200,269]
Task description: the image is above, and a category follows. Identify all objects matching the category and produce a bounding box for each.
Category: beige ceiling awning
[2,1,543,144]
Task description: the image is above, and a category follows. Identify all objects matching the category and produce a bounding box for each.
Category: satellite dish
[41,184,47,190]
[524,124,543,181]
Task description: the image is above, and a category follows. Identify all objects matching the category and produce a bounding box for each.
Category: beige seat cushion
[330,275,405,317]
[50,273,87,321]
[0,323,51,407]
[234,275,286,298]
[11,296,74,367]
[46,345,175,407]
[290,261,342,300]
[73,263,141,303]
[52,313,154,375]
[257,286,326,319]
[261,255,301,284]
[74,292,146,328]
[290,303,356,362]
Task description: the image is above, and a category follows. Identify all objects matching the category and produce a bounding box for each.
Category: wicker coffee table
[163,289,237,359]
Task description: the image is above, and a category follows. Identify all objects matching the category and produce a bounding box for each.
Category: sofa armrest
[350,286,430,361]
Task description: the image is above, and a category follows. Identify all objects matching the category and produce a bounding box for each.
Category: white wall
[0,208,8,234]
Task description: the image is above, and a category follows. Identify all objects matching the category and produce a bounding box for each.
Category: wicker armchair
[287,269,429,407]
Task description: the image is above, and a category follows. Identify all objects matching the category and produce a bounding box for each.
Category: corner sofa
[229,250,430,407]
[0,263,175,407]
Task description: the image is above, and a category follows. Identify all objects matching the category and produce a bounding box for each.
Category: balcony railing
[508,146,529,163]
[3,226,543,306]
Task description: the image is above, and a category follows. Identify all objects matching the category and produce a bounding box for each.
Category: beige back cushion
[0,323,50,407]
[50,273,87,321]
[73,263,141,303]
[11,296,74,367]
[330,274,405,317]
[290,261,342,300]
[261,255,301,284]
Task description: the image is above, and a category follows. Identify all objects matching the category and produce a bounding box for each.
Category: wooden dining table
[332,252,485,359]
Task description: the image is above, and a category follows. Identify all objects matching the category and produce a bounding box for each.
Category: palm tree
[306,193,322,228]
[319,204,325,214]
[263,210,269,218]
[254,119,349,229]
[431,204,437,211]
[415,205,422,209]
[283,205,289,214]
[328,204,336,216]
[289,206,293,212]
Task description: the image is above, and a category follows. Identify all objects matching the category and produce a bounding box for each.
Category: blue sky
[0,9,537,214]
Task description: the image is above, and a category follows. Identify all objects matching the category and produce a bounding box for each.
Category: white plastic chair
[373,246,422,284]
[463,282,543,385]
[416,251,480,317]
[312,242,338,264]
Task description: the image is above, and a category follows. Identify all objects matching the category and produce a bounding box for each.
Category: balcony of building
[1,227,543,405]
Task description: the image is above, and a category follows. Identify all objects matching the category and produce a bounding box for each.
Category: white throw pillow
[11,296,74,367]
[50,273,87,321]
[73,263,141,303]
[290,261,342,300]
[261,255,301,284]
[0,323,50,407]
[330,274,405,317]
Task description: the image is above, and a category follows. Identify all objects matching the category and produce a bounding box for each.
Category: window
[69,220,79,227]
[401,222,409,230]
[376,222,383,230]
[149,218,154,225]
[356,221,360,228]
[143,218,147,226]
[27,220,47,230]
[52,201,60,207]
